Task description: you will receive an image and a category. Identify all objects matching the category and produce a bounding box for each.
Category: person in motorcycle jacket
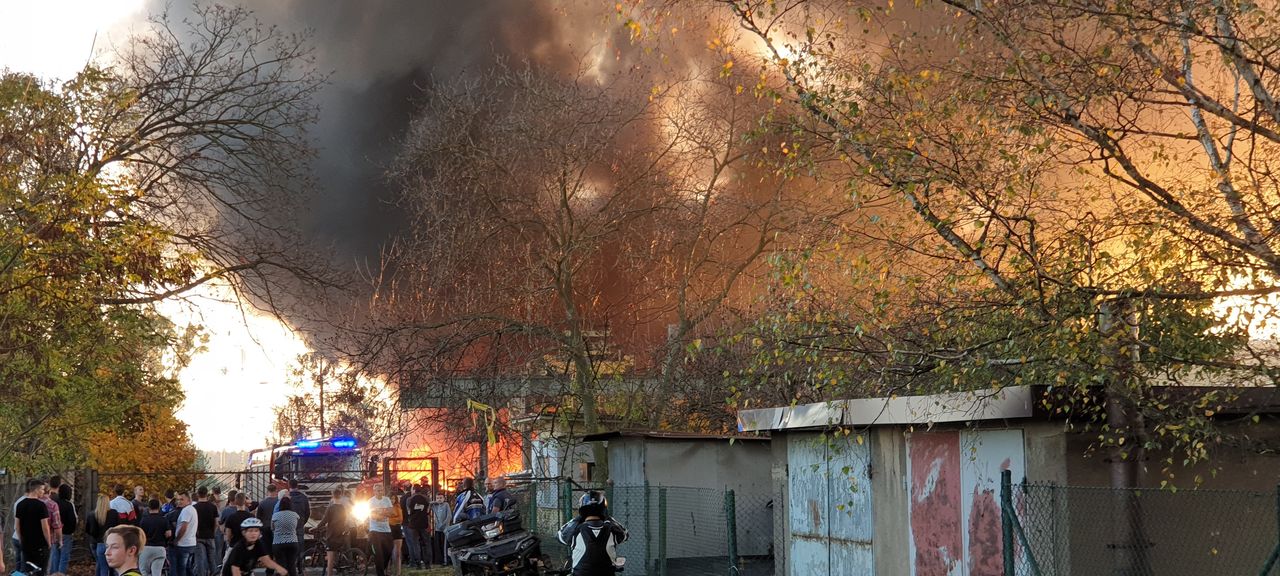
[557,492,627,576]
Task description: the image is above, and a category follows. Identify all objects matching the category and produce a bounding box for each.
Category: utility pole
[318,375,326,437]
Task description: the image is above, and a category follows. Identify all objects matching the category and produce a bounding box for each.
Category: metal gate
[787,432,875,574]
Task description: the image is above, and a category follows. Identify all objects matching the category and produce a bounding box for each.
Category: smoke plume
[146,0,649,268]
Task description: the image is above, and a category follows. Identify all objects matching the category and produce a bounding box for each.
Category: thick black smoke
[135,1,721,345]
[147,0,638,267]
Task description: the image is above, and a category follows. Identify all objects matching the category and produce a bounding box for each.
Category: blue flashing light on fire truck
[245,436,369,526]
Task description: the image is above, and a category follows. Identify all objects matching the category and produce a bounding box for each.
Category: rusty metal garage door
[787,432,874,575]
[907,429,1025,576]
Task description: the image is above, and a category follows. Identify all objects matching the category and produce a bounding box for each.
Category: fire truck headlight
[352,501,371,522]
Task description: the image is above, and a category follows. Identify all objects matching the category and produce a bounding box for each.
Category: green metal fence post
[659,486,668,576]
[725,488,739,576]
[645,481,652,575]
[1263,484,1280,576]
[1002,469,1015,576]
[527,482,538,535]
[1261,546,1280,576]
[562,480,573,524]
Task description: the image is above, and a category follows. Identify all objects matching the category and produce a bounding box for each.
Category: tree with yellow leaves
[86,402,201,495]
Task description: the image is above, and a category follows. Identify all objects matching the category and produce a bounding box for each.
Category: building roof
[738,386,1037,432]
[580,430,769,443]
[737,385,1280,432]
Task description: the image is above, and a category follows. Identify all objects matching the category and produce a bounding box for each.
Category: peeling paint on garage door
[908,430,1025,576]
[787,432,874,575]
[908,432,964,576]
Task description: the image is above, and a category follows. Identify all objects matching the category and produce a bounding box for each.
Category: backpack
[455,490,485,522]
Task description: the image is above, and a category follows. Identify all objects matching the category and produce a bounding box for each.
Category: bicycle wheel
[347,548,368,576]
[304,543,327,569]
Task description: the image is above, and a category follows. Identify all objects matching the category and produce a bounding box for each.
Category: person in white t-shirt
[367,484,394,576]
[172,492,199,576]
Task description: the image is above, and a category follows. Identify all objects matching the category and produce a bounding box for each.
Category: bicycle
[303,528,367,576]
[11,561,46,576]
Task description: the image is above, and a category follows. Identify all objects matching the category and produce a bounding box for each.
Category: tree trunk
[1099,300,1151,576]
[573,353,609,482]
[650,322,689,428]
[557,260,609,482]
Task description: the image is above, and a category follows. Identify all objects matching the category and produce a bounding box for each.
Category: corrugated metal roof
[580,430,769,442]
[737,386,1036,432]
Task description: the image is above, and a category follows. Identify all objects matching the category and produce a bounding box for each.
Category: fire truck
[244,436,370,525]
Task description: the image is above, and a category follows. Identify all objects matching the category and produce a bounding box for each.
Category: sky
[0,0,313,451]
[0,0,664,452]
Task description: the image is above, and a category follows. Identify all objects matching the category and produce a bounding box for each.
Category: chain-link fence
[94,470,260,499]
[3,470,770,576]
[3,469,378,572]
[2,470,105,568]
[1003,472,1280,576]
[511,479,773,576]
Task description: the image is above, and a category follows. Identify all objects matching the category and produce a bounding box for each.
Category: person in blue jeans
[193,487,220,576]
[172,492,199,576]
[401,485,430,568]
[86,494,120,576]
[53,485,77,575]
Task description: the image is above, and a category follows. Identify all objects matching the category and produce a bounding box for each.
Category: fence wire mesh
[511,479,773,576]
[3,471,770,576]
[1010,482,1279,576]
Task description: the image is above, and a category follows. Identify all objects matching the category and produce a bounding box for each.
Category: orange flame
[394,409,523,489]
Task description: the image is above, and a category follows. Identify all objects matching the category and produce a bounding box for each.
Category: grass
[400,567,455,576]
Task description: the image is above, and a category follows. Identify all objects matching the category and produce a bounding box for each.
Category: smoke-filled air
[11,3,1280,572]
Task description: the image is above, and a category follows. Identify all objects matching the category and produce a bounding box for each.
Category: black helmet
[579,491,607,509]
[578,490,607,518]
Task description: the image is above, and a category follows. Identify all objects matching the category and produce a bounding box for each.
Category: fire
[394,409,525,489]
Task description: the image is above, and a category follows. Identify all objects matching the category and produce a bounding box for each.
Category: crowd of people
[6,477,320,576]
[8,477,79,576]
[6,474,625,576]
[76,481,291,576]
[4,476,515,576]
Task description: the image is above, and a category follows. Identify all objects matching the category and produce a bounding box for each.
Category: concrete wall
[770,434,789,576]
[639,439,771,492]
[1022,422,1068,484]
[1063,420,1280,489]
[1051,420,1280,576]
[640,438,773,559]
[606,439,646,486]
[871,427,910,576]
[596,437,774,564]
